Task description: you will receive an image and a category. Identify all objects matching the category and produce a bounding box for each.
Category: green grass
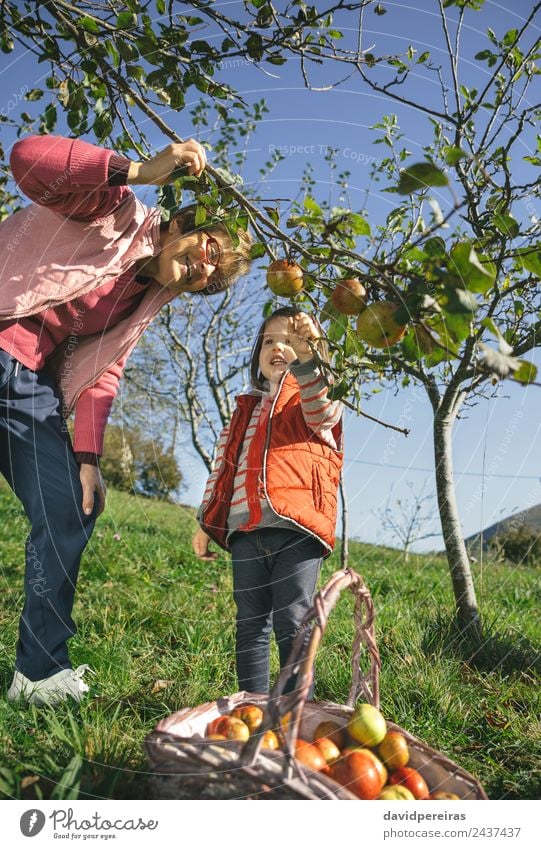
[0,481,539,800]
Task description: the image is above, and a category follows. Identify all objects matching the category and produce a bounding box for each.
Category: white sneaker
[7,665,93,706]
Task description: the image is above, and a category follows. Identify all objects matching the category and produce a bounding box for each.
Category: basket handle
[240,567,380,766]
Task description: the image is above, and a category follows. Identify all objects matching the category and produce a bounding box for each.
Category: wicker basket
[145,568,487,800]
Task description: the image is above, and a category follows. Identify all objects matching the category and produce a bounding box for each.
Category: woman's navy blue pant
[0,351,96,681]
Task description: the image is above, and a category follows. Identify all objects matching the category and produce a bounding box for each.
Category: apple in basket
[261,730,280,750]
[348,703,387,747]
[379,785,416,801]
[313,720,345,749]
[231,703,264,734]
[329,750,382,800]
[430,791,460,800]
[341,746,388,789]
[378,731,410,770]
[313,736,341,765]
[205,715,250,741]
[294,740,327,773]
[389,766,430,800]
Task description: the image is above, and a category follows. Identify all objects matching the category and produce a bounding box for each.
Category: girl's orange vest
[200,373,343,554]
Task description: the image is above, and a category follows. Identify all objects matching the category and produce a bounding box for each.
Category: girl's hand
[80,463,106,517]
[127,140,207,185]
[289,314,320,363]
[192,527,218,561]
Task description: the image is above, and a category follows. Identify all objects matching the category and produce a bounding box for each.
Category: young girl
[193,306,343,694]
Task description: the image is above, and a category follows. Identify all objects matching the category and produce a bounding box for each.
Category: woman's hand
[192,527,218,561]
[127,140,207,185]
[289,314,320,362]
[80,463,106,517]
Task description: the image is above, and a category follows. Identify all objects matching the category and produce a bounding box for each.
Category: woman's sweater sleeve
[72,355,128,455]
[9,134,132,221]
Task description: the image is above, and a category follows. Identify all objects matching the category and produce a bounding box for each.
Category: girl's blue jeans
[230,527,324,695]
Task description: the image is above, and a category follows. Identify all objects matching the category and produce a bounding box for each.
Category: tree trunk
[339,474,349,570]
[433,411,482,642]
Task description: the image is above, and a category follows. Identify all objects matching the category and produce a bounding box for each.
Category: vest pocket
[312,466,323,512]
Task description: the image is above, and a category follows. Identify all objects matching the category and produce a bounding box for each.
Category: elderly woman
[0,134,252,706]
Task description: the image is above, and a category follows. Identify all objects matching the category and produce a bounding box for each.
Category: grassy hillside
[0,481,539,800]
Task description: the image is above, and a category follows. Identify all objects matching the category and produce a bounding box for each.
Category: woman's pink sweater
[0,135,168,454]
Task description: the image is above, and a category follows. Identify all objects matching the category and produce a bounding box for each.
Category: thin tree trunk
[339,474,349,570]
[433,410,482,642]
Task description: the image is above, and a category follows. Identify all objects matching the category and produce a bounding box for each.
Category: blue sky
[1,1,539,551]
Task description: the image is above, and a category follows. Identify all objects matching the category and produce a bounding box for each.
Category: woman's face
[258,316,297,383]
[157,219,220,291]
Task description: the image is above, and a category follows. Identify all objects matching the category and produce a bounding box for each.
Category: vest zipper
[261,372,329,552]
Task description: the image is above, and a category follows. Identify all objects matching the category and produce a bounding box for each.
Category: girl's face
[258,316,298,383]
[157,219,221,291]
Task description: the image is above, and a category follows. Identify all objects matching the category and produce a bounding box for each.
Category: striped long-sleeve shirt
[199,358,342,539]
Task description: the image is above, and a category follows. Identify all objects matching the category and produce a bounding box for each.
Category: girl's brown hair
[249,306,330,391]
[164,206,253,296]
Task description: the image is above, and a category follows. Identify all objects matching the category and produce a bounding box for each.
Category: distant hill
[465,503,541,556]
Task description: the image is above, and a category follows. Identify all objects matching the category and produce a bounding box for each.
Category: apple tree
[2,0,541,642]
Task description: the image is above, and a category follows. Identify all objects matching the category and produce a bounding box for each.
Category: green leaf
[397,162,449,194]
[424,236,446,256]
[513,247,541,277]
[327,312,349,343]
[320,297,339,324]
[116,12,138,29]
[401,328,422,362]
[93,111,112,141]
[43,103,57,132]
[445,287,479,314]
[246,33,264,60]
[25,88,43,101]
[449,242,497,292]
[480,317,499,337]
[303,195,322,215]
[503,28,519,46]
[0,33,14,53]
[249,242,267,260]
[492,213,519,238]
[441,310,472,343]
[262,300,274,318]
[374,4,387,15]
[444,146,469,165]
[328,379,350,401]
[344,327,364,358]
[424,347,449,368]
[67,109,85,132]
[194,205,207,226]
[350,213,371,236]
[263,206,280,226]
[511,360,537,385]
[417,51,430,63]
[117,40,139,62]
[79,16,100,33]
[157,185,178,221]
